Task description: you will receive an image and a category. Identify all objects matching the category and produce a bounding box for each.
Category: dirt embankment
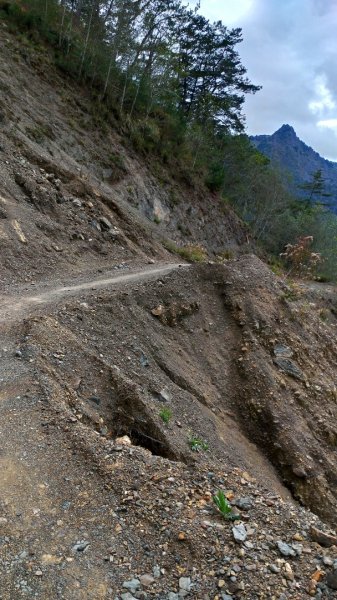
[20,256,337,526]
[0,21,246,290]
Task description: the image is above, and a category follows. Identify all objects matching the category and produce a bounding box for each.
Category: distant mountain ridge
[250,124,337,209]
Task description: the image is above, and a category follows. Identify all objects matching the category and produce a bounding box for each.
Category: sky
[189,0,337,161]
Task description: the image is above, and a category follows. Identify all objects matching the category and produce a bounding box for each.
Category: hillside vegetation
[2,0,337,280]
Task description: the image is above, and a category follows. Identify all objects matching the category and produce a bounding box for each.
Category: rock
[34,570,43,577]
[153,565,161,579]
[140,352,149,367]
[155,388,171,403]
[310,526,337,547]
[115,435,132,446]
[15,349,22,358]
[232,524,247,543]
[72,198,82,208]
[99,216,113,230]
[167,594,179,600]
[269,564,281,574]
[139,574,155,587]
[122,579,141,593]
[151,305,165,318]
[276,541,296,557]
[121,594,137,600]
[326,569,337,590]
[179,577,192,592]
[284,562,294,581]
[273,357,305,381]
[108,227,120,239]
[221,595,233,600]
[234,497,253,511]
[72,540,89,552]
[91,220,101,231]
[274,344,293,358]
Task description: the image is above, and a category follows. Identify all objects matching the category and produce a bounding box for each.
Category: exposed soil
[2,18,337,600]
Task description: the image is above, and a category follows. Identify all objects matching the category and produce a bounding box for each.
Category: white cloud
[309,75,335,116]
[317,119,337,131]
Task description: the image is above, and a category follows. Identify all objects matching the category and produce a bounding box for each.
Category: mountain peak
[274,124,296,137]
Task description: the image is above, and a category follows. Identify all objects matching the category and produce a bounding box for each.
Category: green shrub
[188,435,209,452]
[163,240,207,263]
[213,490,239,520]
[159,407,172,424]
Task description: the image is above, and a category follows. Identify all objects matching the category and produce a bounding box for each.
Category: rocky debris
[327,569,337,590]
[232,523,247,543]
[273,356,305,380]
[274,343,294,358]
[72,540,90,552]
[310,525,337,547]
[99,216,113,230]
[277,541,297,557]
[151,300,199,326]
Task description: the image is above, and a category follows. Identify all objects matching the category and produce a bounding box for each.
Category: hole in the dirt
[116,426,178,461]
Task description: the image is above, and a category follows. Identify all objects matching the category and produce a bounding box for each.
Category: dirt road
[0,263,188,325]
[0,261,188,599]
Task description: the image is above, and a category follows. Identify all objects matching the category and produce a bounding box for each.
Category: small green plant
[213,490,240,520]
[163,240,207,263]
[188,435,209,452]
[319,308,329,322]
[154,215,161,225]
[159,407,172,424]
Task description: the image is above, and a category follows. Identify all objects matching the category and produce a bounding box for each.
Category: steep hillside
[0,21,246,288]
[251,124,337,208]
[2,18,337,600]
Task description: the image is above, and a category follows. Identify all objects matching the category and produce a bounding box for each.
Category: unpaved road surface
[0,263,187,325]
[0,262,188,599]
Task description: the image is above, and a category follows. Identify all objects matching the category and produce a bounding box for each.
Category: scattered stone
[99,216,113,230]
[276,541,296,557]
[139,574,155,587]
[155,388,171,403]
[273,357,305,381]
[234,496,253,511]
[274,344,293,358]
[232,523,247,543]
[72,540,90,552]
[153,565,161,579]
[179,577,191,592]
[115,435,132,446]
[310,526,337,547]
[122,579,141,593]
[326,569,337,590]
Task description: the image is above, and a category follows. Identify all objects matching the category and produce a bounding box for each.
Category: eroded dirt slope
[1,258,337,599]
[0,20,246,288]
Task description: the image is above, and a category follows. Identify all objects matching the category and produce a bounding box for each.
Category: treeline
[0,0,259,187]
[222,137,337,280]
[2,0,337,279]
